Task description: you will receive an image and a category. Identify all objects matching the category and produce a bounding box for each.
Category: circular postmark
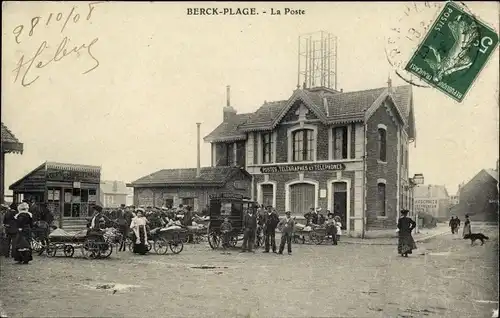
[385,1,483,88]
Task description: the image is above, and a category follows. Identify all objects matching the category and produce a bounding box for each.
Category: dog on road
[464,233,489,246]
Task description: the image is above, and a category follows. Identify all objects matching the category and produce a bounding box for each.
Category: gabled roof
[130,166,251,187]
[484,169,499,182]
[1,122,23,154]
[204,85,415,142]
[204,113,253,143]
[100,180,129,195]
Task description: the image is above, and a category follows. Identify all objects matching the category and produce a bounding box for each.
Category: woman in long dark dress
[130,209,148,255]
[12,202,34,264]
[397,209,417,257]
[462,214,471,238]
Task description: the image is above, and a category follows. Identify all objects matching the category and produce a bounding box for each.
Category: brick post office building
[204,82,416,235]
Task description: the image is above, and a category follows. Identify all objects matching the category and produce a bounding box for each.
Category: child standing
[220,218,233,254]
[334,216,342,242]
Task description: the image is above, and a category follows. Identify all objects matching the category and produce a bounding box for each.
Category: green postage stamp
[404,1,499,102]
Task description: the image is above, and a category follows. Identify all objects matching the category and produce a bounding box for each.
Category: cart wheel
[229,236,238,247]
[153,238,169,255]
[207,231,220,249]
[128,240,134,252]
[309,232,323,245]
[169,241,184,254]
[146,242,152,252]
[99,242,113,259]
[46,245,57,257]
[31,239,43,254]
[82,240,99,259]
[63,245,75,257]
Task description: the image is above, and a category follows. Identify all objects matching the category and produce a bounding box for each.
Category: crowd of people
[1,197,479,263]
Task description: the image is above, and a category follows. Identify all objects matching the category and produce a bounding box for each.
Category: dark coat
[3,209,18,234]
[262,212,280,231]
[243,213,257,230]
[397,216,416,234]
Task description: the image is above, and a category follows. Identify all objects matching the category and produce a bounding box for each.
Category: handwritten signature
[12,36,100,87]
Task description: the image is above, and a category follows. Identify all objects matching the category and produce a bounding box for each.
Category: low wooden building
[9,162,101,228]
[129,166,251,212]
[1,122,24,204]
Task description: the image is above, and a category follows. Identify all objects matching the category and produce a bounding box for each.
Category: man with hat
[278,211,295,255]
[262,205,280,253]
[241,206,257,253]
[89,205,106,230]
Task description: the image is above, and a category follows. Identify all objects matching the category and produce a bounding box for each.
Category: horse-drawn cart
[207,193,258,250]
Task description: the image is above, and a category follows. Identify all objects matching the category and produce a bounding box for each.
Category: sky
[2,1,498,196]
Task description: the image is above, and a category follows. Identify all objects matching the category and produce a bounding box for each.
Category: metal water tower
[297,31,338,90]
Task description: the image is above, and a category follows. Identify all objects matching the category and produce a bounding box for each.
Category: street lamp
[408,173,425,234]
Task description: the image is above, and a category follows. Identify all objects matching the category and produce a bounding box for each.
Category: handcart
[150,227,187,255]
[46,228,114,259]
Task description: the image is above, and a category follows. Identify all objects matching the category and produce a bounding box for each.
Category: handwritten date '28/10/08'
[12,2,103,45]
[12,36,100,87]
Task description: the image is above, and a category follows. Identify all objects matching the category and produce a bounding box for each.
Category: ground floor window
[62,188,97,218]
[290,183,315,215]
[261,184,274,208]
[165,199,173,208]
[182,198,195,208]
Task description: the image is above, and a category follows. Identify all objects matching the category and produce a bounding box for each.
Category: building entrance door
[333,182,347,230]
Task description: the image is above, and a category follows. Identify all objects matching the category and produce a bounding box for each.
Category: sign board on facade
[73,182,81,188]
[260,163,346,174]
[233,180,247,190]
[209,193,244,200]
[414,199,438,209]
[46,169,100,183]
[320,189,327,198]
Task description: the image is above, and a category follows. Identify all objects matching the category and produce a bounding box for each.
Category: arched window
[292,129,314,162]
[378,128,387,162]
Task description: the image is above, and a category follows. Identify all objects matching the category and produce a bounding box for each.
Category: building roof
[484,169,499,182]
[204,85,414,143]
[1,122,23,154]
[45,161,101,173]
[9,161,101,191]
[100,180,129,195]
[129,166,250,187]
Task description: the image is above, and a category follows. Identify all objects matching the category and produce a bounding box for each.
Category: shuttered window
[261,184,274,208]
[290,183,315,215]
[333,126,348,159]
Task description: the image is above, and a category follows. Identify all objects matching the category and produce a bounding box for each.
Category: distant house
[414,184,450,220]
[100,180,128,208]
[454,168,499,222]
[450,195,459,206]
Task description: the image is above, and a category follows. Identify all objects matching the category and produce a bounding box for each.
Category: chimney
[387,76,392,90]
[196,123,201,178]
[223,85,237,122]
